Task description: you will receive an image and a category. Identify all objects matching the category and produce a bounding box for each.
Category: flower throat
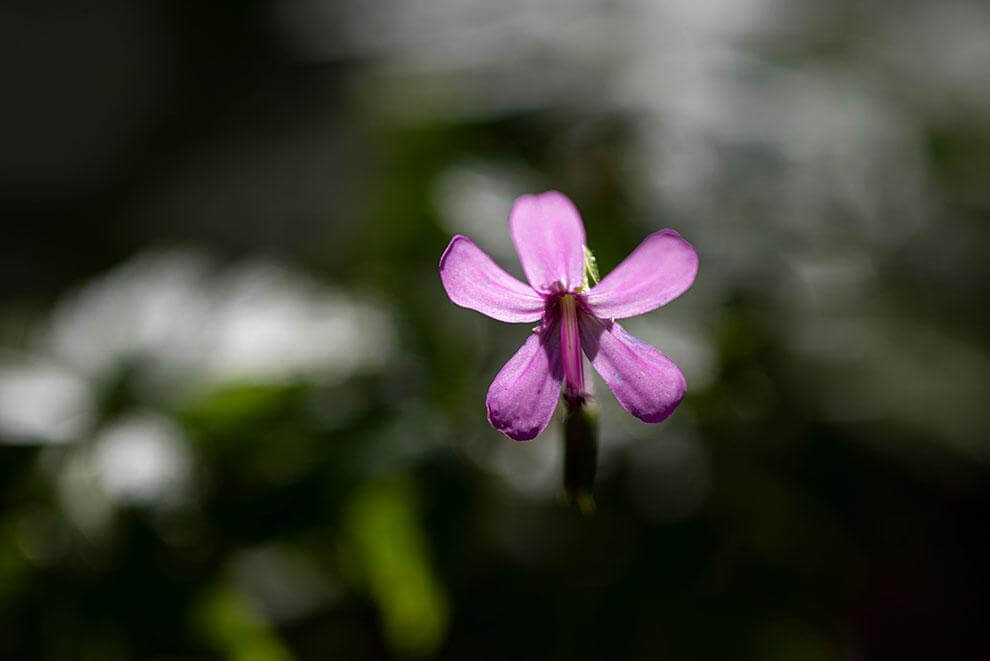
[560,294,584,402]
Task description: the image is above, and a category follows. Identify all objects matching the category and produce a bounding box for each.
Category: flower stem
[562,394,598,515]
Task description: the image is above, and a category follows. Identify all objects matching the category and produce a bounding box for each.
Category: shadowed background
[1,1,988,659]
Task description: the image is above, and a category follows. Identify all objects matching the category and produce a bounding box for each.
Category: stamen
[560,294,584,401]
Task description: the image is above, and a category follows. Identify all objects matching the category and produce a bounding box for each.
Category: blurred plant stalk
[562,394,598,515]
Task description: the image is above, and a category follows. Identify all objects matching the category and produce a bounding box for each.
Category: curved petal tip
[439,235,545,323]
[485,327,562,440]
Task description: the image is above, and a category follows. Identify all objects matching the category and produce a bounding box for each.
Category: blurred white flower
[4,249,396,529]
[90,412,192,506]
[0,361,93,444]
[39,249,394,395]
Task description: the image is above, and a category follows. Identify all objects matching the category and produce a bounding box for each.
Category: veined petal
[440,235,546,323]
[486,324,562,440]
[509,191,586,293]
[585,230,698,320]
[580,315,685,423]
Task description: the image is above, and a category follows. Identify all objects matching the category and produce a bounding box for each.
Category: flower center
[559,294,584,402]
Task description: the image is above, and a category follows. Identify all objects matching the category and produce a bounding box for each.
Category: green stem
[562,394,599,515]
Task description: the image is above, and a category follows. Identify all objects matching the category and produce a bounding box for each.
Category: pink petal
[486,325,563,440]
[509,191,586,293]
[585,230,698,320]
[440,235,546,323]
[580,315,685,423]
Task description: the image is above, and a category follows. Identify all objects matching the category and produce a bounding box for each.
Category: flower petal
[585,230,698,319]
[440,235,546,323]
[509,191,586,293]
[580,316,685,423]
[486,325,563,440]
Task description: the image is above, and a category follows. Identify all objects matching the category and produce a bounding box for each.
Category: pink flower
[439,191,698,440]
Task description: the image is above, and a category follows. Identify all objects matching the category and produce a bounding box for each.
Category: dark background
[1,1,988,659]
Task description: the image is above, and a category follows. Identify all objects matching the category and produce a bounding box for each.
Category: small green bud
[582,245,600,291]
